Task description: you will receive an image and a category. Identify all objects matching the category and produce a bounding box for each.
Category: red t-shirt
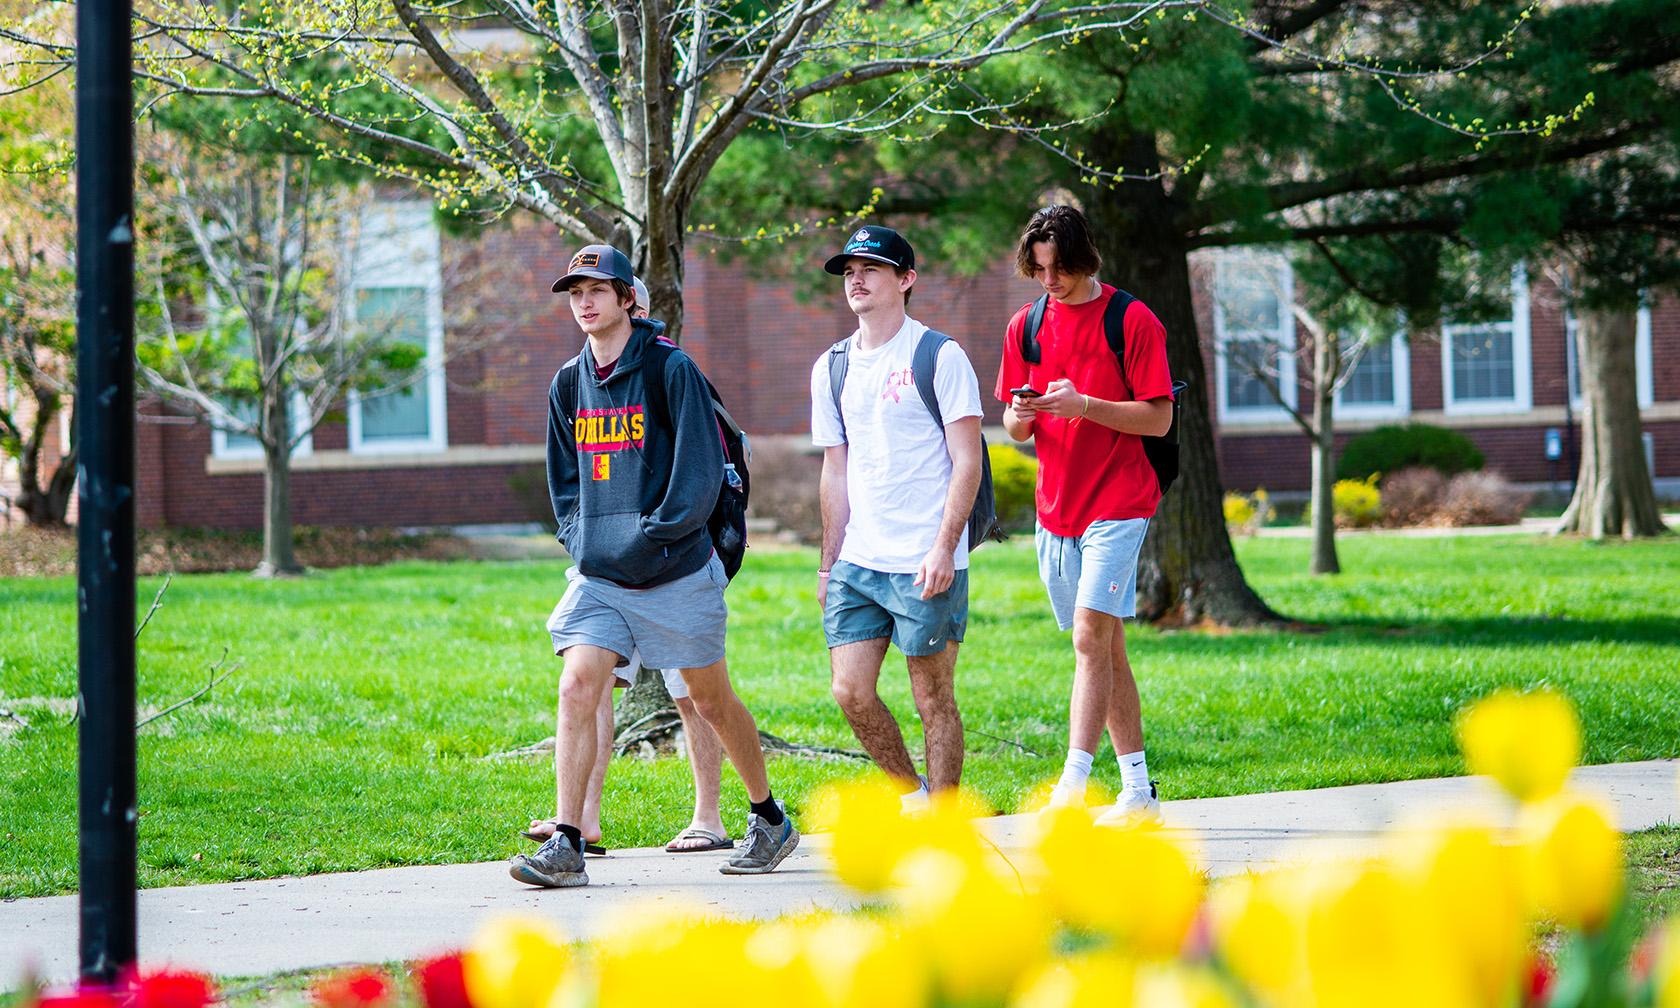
[994,284,1175,536]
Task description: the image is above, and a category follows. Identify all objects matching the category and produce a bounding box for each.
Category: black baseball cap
[551,244,634,293]
[824,225,915,275]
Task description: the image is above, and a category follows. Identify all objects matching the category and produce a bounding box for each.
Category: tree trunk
[1085,132,1286,626]
[1310,337,1340,575]
[612,668,678,743]
[1556,307,1665,539]
[13,394,75,526]
[255,393,301,577]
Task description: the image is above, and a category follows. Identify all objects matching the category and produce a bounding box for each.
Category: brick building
[132,205,1679,530]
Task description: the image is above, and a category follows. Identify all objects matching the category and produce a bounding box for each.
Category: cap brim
[551,269,617,293]
[824,251,902,275]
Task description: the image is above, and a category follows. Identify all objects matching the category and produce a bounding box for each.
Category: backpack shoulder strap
[1019,294,1048,365]
[825,337,851,440]
[912,327,951,429]
[1102,287,1138,399]
[641,338,678,433]
[556,359,582,427]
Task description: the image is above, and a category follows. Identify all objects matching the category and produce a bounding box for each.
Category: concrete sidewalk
[4,760,1675,988]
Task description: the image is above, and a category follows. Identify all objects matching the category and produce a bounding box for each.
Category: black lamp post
[74,0,138,983]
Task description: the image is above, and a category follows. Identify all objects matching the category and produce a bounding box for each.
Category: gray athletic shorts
[546,555,728,671]
[822,560,968,657]
[1035,518,1150,630]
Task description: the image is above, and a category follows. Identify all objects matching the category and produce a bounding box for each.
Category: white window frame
[209,394,315,461]
[1214,252,1297,424]
[1442,264,1531,415]
[1334,330,1411,421]
[202,285,314,462]
[347,201,448,455]
[1564,304,1654,410]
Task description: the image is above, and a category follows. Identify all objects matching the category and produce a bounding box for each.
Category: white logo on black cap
[852,228,872,245]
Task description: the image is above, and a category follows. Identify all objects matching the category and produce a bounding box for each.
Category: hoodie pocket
[569,510,669,586]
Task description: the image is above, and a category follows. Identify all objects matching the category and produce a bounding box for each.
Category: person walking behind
[512,246,796,888]
[995,206,1175,826]
[524,275,732,855]
[809,226,983,807]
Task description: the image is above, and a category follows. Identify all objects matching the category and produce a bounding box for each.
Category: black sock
[749,793,784,826]
[555,824,584,851]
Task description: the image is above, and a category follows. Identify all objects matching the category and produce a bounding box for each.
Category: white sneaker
[1047,783,1087,809]
[1095,782,1162,827]
[900,776,930,814]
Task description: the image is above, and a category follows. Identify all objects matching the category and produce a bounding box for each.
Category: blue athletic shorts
[822,560,968,657]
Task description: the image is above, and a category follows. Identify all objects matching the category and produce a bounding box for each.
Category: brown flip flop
[665,827,733,853]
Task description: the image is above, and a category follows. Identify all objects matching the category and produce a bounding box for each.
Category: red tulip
[1523,954,1556,1006]
[310,968,393,1008]
[412,953,473,1008]
[127,969,216,1008]
[34,984,119,1008]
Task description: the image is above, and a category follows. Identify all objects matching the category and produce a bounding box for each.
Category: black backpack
[1020,289,1188,496]
[825,328,1007,550]
[557,339,751,581]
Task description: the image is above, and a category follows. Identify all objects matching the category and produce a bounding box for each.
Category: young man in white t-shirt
[809,226,984,804]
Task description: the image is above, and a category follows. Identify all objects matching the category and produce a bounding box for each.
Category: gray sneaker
[719,804,799,875]
[509,833,588,888]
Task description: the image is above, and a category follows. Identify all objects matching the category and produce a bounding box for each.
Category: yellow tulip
[1303,861,1476,1008]
[1133,963,1238,1008]
[1035,805,1202,957]
[800,916,926,1008]
[1519,794,1623,932]
[896,848,1055,1003]
[462,915,570,1008]
[1456,689,1580,803]
[1655,917,1680,1008]
[1401,823,1529,1006]
[1208,870,1305,1000]
[1010,953,1136,1008]
[813,775,918,893]
[594,909,754,1007]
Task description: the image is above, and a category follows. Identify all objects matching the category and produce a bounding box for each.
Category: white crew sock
[901,776,930,812]
[1054,748,1095,800]
[1118,749,1150,793]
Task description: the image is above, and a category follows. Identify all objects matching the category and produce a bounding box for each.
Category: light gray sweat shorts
[546,554,728,672]
[1035,518,1150,630]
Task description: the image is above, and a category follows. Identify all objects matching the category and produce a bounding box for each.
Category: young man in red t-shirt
[995,205,1175,825]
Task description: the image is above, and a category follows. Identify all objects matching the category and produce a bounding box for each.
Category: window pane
[357,287,431,442]
[220,399,261,453]
[1224,276,1281,333]
[1451,324,1514,401]
[1341,338,1394,405]
[1225,339,1280,410]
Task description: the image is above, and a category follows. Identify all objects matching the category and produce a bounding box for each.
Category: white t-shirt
[809,317,984,573]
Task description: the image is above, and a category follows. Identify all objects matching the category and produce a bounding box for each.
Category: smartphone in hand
[1010,386,1042,398]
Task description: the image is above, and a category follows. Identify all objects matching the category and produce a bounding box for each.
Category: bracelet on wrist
[817,569,831,578]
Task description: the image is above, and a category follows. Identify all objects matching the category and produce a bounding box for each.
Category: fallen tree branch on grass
[136,647,241,729]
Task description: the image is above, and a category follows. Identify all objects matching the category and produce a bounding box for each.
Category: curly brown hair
[1014,205,1102,280]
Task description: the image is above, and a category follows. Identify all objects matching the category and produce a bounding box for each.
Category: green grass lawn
[1,534,1677,898]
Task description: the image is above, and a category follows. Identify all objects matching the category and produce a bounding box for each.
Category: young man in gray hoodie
[510,245,798,888]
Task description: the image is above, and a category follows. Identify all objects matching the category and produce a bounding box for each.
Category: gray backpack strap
[912,328,950,428]
[825,337,851,440]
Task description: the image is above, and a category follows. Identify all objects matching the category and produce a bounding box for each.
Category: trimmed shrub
[1304,475,1383,528]
[1380,466,1447,527]
[1432,471,1533,527]
[988,441,1038,532]
[1336,423,1484,483]
[1223,488,1275,536]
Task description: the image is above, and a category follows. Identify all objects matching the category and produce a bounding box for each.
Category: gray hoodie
[546,319,724,589]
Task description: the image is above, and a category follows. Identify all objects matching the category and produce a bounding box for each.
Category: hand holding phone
[1010,386,1042,398]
